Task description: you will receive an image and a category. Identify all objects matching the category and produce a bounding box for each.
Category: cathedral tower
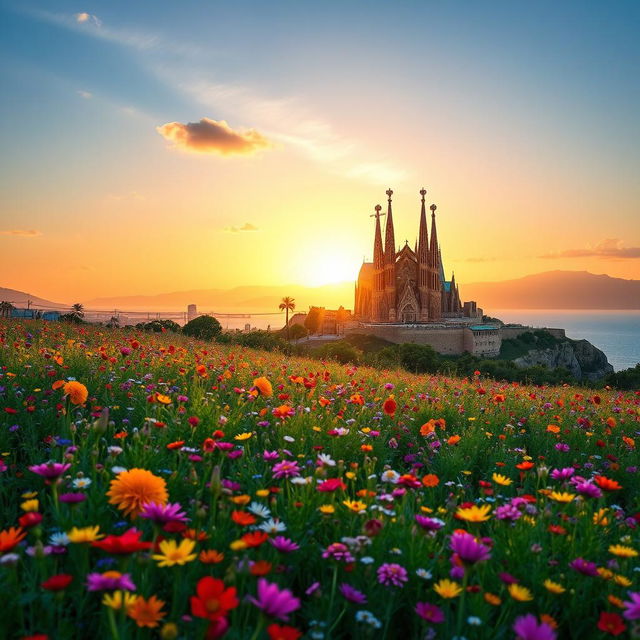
[428,204,442,320]
[371,204,385,321]
[417,188,430,322]
[383,188,397,322]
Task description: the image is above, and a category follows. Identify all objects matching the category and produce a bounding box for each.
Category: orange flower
[166,441,185,450]
[350,394,365,405]
[253,377,273,397]
[622,436,635,449]
[63,381,88,405]
[183,529,209,541]
[231,511,256,526]
[127,595,166,628]
[594,476,622,491]
[272,405,293,419]
[447,435,461,446]
[516,461,535,470]
[250,560,273,576]
[546,424,560,433]
[420,420,436,436]
[199,549,225,564]
[383,396,397,417]
[422,474,439,488]
[0,527,27,553]
[360,444,373,452]
[52,380,65,390]
[241,531,269,548]
[107,469,168,518]
[492,394,505,403]
[606,417,616,428]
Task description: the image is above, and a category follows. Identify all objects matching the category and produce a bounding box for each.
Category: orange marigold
[63,381,88,405]
[107,469,168,518]
[253,377,273,397]
[127,595,166,628]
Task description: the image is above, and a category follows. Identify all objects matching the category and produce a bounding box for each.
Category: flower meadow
[0,320,639,640]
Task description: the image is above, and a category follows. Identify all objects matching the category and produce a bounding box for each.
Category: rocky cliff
[513,338,613,381]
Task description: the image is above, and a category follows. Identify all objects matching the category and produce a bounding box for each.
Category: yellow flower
[508,583,533,602]
[433,579,463,599]
[21,499,39,512]
[319,504,335,515]
[608,544,638,558]
[253,377,273,397]
[230,494,251,505]
[102,590,137,611]
[613,574,631,587]
[342,500,367,513]
[107,468,168,518]
[345,471,356,480]
[598,567,614,580]
[67,525,104,543]
[229,539,248,551]
[543,579,565,594]
[21,491,38,499]
[549,491,576,503]
[456,504,492,522]
[255,489,270,498]
[593,508,609,526]
[492,473,512,486]
[155,393,172,405]
[152,538,197,567]
[234,432,252,441]
[63,381,89,405]
[160,622,179,640]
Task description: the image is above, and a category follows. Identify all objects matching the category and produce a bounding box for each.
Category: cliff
[513,337,613,381]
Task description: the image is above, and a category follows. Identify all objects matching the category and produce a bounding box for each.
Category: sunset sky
[1,0,639,305]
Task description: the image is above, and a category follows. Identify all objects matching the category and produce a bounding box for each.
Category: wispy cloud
[540,238,640,260]
[75,12,101,27]
[157,118,272,156]
[77,89,93,99]
[0,229,42,237]
[224,222,259,233]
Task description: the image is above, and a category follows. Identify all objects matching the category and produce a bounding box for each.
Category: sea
[220,309,640,372]
[491,310,640,372]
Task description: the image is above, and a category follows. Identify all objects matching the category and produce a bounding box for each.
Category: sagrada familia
[355,188,471,323]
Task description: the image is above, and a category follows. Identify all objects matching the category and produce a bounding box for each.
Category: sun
[300,251,358,287]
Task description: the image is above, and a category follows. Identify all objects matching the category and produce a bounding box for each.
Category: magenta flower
[248,578,300,621]
[569,557,599,577]
[321,542,355,564]
[415,515,444,531]
[622,592,640,620]
[376,563,408,587]
[269,536,299,553]
[339,583,367,604]
[263,450,279,461]
[58,492,86,504]
[513,614,557,640]
[29,462,71,480]
[271,460,301,479]
[415,602,444,623]
[449,531,491,565]
[139,501,188,525]
[573,482,602,499]
[495,504,521,521]
[86,572,136,592]
[550,467,574,481]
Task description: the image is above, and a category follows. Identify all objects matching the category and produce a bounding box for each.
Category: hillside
[462,270,640,310]
[0,287,66,309]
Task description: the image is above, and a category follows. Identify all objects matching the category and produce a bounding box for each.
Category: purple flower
[272,460,301,479]
[305,581,320,596]
[513,614,557,640]
[415,602,444,623]
[449,531,491,565]
[58,492,86,504]
[499,572,519,584]
[29,462,71,480]
[269,536,299,553]
[555,443,570,452]
[376,563,408,587]
[322,543,355,564]
[550,467,574,481]
[248,578,300,621]
[86,571,136,591]
[569,557,599,577]
[339,583,367,604]
[415,515,444,531]
[495,504,521,521]
[622,591,640,620]
[573,481,602,499]
[139,501,188,525]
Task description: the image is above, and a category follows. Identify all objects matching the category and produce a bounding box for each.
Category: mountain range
[2,271,639,313]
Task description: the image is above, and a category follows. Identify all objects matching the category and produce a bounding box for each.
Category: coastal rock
[571,339,614,381]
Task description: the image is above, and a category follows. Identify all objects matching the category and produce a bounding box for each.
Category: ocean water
[492,309,640,372]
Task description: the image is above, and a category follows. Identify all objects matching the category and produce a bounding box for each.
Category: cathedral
[355,188,464,323]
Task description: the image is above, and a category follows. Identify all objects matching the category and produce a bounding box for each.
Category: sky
[0,0,639,305]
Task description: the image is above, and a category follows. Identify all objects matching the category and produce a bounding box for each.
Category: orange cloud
[156,118,272,156]
[0,229,42,237]
[540,238,640,260]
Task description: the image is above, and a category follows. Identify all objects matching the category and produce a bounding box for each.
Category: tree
[287,323,309,341]
[70,303,85,322]
[398,343,440,374]
[279,297,296,341]
[0,301,15,318]
[106,316,120,328]
[182,315,222,340]
[304,307,322,336]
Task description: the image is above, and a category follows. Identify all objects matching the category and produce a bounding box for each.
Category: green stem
[382,594,394,638]
[248,614,265,640]
[455,569,470,636]
[328,564,339,617]
[107,607,121,640]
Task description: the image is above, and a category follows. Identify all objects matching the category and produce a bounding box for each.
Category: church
[355,188,470,324]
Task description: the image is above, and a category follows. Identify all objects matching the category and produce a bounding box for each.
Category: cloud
[540,238,640,260]
[157,118,272,156]
[224,222,259,233]
[0,229,42,237]
[75,12,101,27]
[77,90,93,99]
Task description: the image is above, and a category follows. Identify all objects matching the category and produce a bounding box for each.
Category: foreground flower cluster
[0,319,638,639]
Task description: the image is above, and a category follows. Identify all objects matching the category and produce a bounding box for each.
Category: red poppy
[594,476,622,491]
[41,574,73,591]
[241,531,269,548]
[597,611,626,636]
[383,397,397,417]
[316,478,346,492]
[190,576,239,621]
[92,529,152,554]
[231,511,256,526]
[19,512,42,529]
[267,624,303,640]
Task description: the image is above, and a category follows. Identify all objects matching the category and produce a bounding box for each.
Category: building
[354,188,480,323]
[289,307,353,336]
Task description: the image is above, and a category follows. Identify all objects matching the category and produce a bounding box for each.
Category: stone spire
[383,188,396,321]
[417,188,430,321]
[429,204,439,269]
[384,189,396,266]
[372,204,384,271]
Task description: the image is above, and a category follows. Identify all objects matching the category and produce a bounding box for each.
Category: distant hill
[0,287,66,310]
[462,271,640,311]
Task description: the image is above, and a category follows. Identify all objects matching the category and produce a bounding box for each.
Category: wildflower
[322,542,355,564]
[67,526,104,543]
[495,504,521,521]
[272,461,301,480]
[508,584,533,602]
[92,529,152,554]
[319,504,335,515]
[266,624,302,640]
[355,610,382,629]
[253,377,273,397]
[594,476,622,491]
[29,462,71,480]
[513,614,557,640]
[248,502,271,518]
[449,531,491,565]
[63,381,89,405]
[152,538,197,567]
[199,549,225,564]
[87,571,136,591]
[422,473,439,487]
[269,536,299,553]
[543,579,565,594]
[139,502,188,525]
[249,579,300,621]
[415,515,445,531]
[433,579,463,598]
[317,478,346,492]
[107,468,168,518]
[102,590,137,611]
[415,602,444,623]
[549,492,576,503]
[455,504,492,522]
[383,396,397,417]
[231,511,256,526]
[190,576,239,621]
[127,595,166,628]
[484,592,502,606]
[597,611,626,636]
[41,574,73,591]
[377,563,408,587]
[622,592,640,620]
[343,499,367,513]
[258,518,287,535]
[609,544,638,558]
[0,527,27,552]
[339,583,367,604]
[569,557,599,577]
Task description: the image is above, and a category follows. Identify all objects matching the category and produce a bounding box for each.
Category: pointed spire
[384,188,395,265]
[372,204,384,270]
[429,204,439,268]
[418,188,429,266]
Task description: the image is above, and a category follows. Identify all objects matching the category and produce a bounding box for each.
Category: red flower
[383,397,397,417]
[316,478,346,492]
[597,611,626,636]
[92,528,152,554]
[190,576,239,621]
[19,512,43,529]
[594,476,622,491]
[41,574,73,591]
[267,624,303,640]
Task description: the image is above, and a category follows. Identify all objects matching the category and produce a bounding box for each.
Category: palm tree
[0,301,15,318]
[278,297,296,341]
[70,303,85,323]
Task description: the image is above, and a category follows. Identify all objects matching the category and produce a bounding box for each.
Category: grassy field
[0,319,638,639]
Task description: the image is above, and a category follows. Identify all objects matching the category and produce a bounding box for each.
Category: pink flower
[269,536,299,553]
[139,501,188,525]
[513,614,557,640]
[321,543,355,564]
[86,571,136,591]
[248,579,300,621]
[339,583,367,604]
[622,592,640,620]
[569,557,599,577]
[29,462,71,480]
[376,563,408,587]
[415,515,444,531]
[272,460,301,480]
[449,531,491,565]
[415,602,444,623]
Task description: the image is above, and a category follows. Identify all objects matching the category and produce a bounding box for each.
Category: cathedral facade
[355,188,463,323]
